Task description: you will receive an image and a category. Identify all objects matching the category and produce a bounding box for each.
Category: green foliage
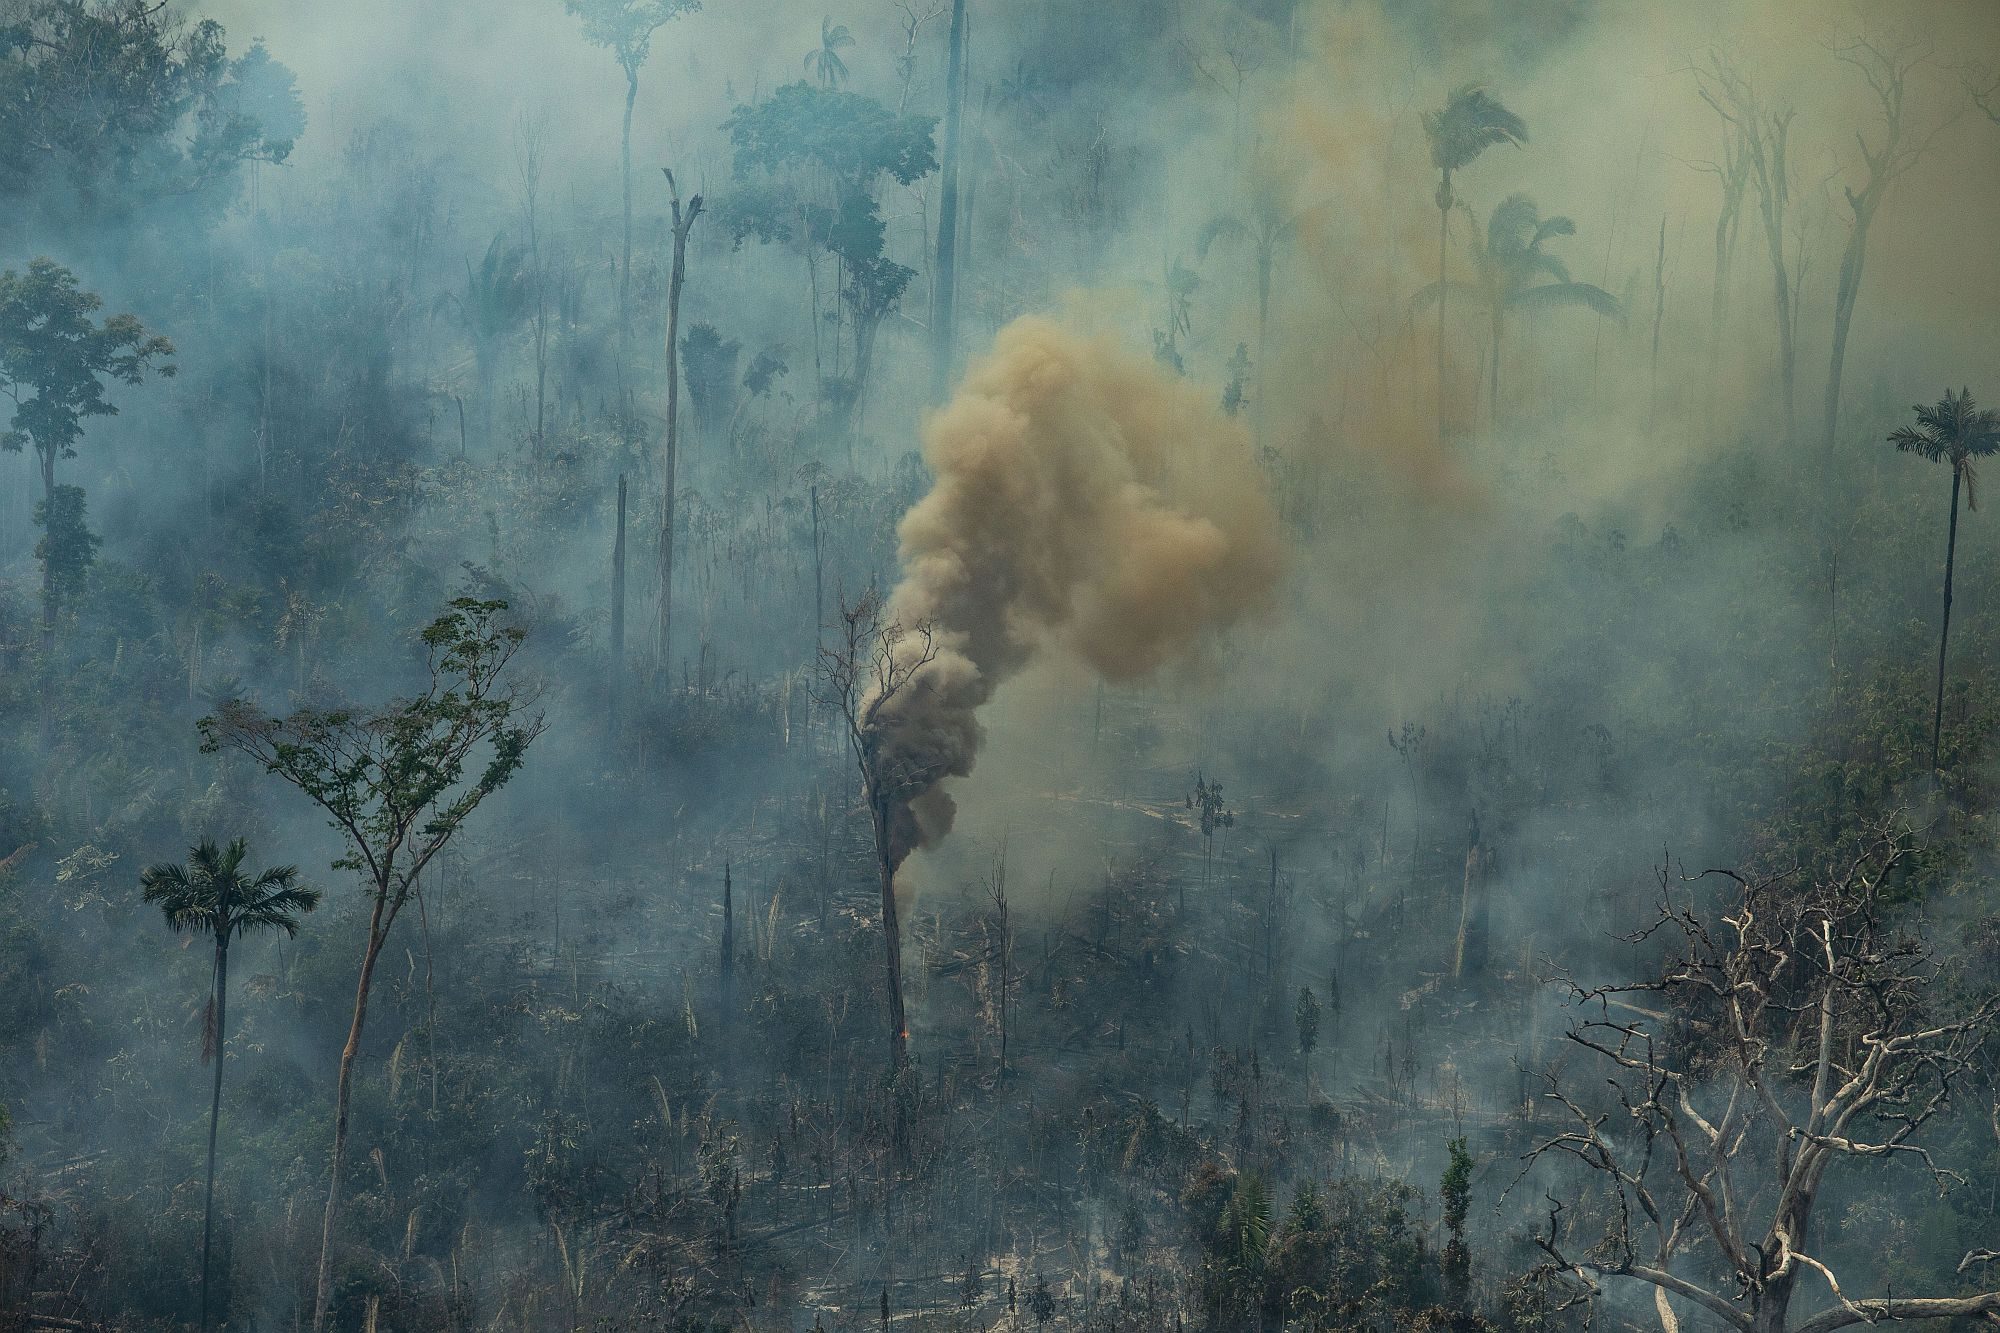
[561,0,701,76]
[197,598,544,902]
[0,257,175,469]
[1440,1137,1472,1307]
[0,1,293,230]
[722,82,937,193]
[1891,386,2000,496]
[682,322,742,434]
[1424,84,1527,203]
[1294,985,1320,1057]
[139,837,319,946]
[32,484,98,616]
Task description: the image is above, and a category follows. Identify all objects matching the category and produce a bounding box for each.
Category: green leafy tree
[0,2,296,235]
[719,82,935,421]
[198,598,545,1333]
[0,257,174,742]
[1440,1137,1472,1309]
[680,321,741,438]
[1421,85,1526,443]
[1416,195,1620,427]
[32,484,98,620]
[141,838,319,1333]
[1889,388,2000,771]
[803,16,855,88]
[561,0,701,376]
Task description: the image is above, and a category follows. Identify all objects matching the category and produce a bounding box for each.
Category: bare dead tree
[1698,54,1799,448]
[657,168,702,686]
[1821,36,1957,468]
[811,587,943,1077]
[1521,818,2000,1333]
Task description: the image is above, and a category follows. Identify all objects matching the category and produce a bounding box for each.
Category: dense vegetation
[1,1,1998,1330]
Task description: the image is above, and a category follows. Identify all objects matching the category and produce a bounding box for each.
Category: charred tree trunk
[1931,465,1962,772]
[658,173,703,686]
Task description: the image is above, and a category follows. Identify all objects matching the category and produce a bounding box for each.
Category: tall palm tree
[804,16,855,88]
[1416,195,1620,426]
[1422,85,1526,443]
[1889,388,2000,771]
[142,838,320,1333]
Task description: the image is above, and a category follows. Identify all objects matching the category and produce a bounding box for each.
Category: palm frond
[1532,215,1576,247]
[1425,85,1528,173]
[1195,214,1249,261]
[1509,280,1622,323]
[1410,280,1483,312]
[1530,251,1573,285]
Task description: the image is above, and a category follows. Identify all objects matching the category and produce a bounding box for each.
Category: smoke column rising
[866,316,1287,866]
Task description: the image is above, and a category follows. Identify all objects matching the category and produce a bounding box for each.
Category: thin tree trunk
[930,0,967,405]
[37,451,55,751]
[610,473,627,732]
[1649,215,1667,432]
[721,862,734,1003]
[1436,191,1450,446]
[619,69,637,389]
[200,941,228,1333]
[311,898,393,1333]
[1488,309,1503,429]
[1254,245,1272,452]
[1822,208,1873,470]
[659,174,702,685]
[1931,466,1961,772]
[810,482,823,647]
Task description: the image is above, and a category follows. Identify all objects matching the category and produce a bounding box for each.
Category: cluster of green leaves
[197,598,544,904]
[0,257,176,469]
[0,1,298,233]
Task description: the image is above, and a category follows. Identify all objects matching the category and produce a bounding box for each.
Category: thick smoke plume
[866,316,1286,866]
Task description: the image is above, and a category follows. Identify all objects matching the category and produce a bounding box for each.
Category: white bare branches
[1520,814,2000,1331]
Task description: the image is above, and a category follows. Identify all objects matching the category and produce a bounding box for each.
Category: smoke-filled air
[5,0,2000,1330]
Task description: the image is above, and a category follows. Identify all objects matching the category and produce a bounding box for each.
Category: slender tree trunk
[1648,215,1667,432]
[1931,466,1962,772]
[1254,245,1272,453]
[1822,208,1873,470]
[1706,181,1735,436]
[37,450,55,751]
[1488,308,1503,429]
[930,0,967,405]
[659,176,702,685]
[610,473,627,732]
[619,68,637,390]
[200,941,229,1333]
[1436,187,1450,446]
[311,896,393,1333]
[810,482,823,647]
[720,862,734,1003]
